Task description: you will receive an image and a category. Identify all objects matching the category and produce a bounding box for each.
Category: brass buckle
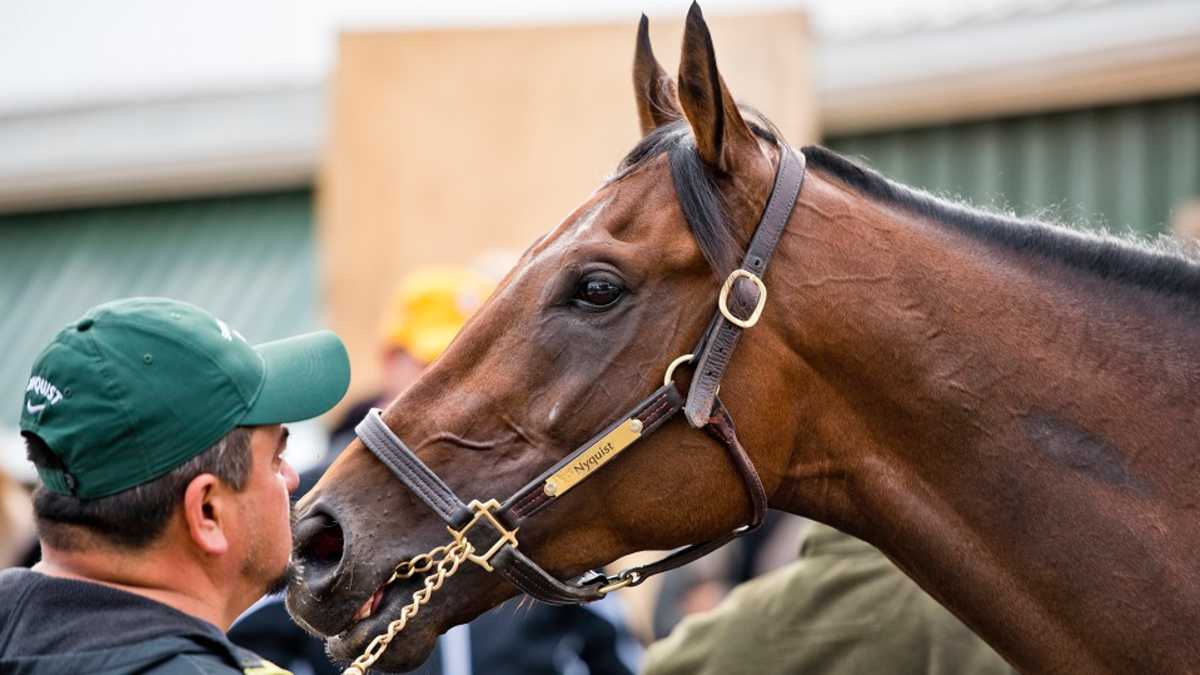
[718,269,767,328]
[448,499,519,573]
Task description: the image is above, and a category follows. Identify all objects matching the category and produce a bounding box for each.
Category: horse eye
[572,275,624,310]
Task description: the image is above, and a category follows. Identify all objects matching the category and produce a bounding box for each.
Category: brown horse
[287,5,1200,673]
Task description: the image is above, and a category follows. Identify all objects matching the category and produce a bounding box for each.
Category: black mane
[803,145,1200,300]
[611,115,1200,300]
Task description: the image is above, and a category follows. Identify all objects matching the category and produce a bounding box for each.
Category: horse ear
[676,2,759,173]
[633,14,681,136]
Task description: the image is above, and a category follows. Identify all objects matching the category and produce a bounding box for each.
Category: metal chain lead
[341,500,523,674]
[341,540,473,675]
[387,541,458,584]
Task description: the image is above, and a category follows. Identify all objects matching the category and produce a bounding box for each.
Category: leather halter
[355,144,806,605]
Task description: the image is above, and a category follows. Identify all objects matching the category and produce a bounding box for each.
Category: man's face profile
[232,424,299,595]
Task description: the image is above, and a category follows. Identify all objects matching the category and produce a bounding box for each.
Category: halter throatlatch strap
[684,146,806,426]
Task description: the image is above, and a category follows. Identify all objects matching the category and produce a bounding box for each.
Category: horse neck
[763,169,1200,673]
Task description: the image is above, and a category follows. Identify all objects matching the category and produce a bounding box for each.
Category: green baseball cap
[19,297,351,499]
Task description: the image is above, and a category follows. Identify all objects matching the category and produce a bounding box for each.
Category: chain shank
[341,540,472,675]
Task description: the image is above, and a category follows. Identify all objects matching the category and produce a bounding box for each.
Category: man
[232,266,640,675]
[0,297,350,674]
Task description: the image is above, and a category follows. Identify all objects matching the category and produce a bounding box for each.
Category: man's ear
[182,474,229,556]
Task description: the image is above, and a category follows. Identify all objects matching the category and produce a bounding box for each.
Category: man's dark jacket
[0,568,287,674]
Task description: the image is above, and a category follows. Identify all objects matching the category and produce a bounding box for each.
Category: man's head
[20,297,349,602]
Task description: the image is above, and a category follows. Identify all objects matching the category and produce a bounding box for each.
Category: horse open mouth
[331,581,402,653]
[350,585,386,623]
[326,574,440,668]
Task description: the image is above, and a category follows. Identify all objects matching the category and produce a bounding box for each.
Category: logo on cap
[25,375,64,418]
[26,376,63,403]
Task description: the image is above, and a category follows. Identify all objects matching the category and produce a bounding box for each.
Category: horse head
[287,5,807,671]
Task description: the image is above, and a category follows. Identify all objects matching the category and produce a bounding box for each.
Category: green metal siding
[0,190,317,425]
[827,96,1200,236]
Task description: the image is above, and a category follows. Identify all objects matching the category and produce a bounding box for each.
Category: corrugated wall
[0,191,317,422]
[827,96,1200,235]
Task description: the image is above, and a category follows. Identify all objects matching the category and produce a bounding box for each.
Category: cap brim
[242,330,351,425]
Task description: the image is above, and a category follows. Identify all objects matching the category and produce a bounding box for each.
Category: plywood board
[321,11,814,405]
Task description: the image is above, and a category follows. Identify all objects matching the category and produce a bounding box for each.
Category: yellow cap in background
[381,266,495,364]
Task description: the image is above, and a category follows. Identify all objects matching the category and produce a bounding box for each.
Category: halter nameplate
[543,417,644,498]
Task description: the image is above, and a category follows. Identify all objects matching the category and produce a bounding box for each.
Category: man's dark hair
[26,428,253,550]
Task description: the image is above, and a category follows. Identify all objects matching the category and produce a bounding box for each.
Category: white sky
[0,0,1060,114]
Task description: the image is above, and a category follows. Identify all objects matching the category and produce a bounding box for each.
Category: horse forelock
[606,107,783,279]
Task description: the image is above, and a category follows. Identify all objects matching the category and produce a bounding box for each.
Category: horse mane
[804,144,1200,300]
[610,109,1200,301]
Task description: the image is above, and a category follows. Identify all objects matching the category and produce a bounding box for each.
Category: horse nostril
[295,510,346,570]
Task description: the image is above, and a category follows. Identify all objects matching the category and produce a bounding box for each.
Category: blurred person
[0,297,350,674]
[650,511,806,639]
[0,469,37,568]
[642,522,1014,675]
[232,264,641,675]
[325,266,496,458]
[1171,198,1200,241]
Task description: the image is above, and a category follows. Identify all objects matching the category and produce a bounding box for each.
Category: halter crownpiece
[684,143,806,426]
[344,145,805,674]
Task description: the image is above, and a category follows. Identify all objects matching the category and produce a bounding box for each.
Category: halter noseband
[345,144,805,672]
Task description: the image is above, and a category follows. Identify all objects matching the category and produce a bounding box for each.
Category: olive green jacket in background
[642,523,1015,675]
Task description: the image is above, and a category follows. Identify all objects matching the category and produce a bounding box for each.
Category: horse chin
[326,621,439,674]
[327,633,438,673]
[284,558,446,671]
